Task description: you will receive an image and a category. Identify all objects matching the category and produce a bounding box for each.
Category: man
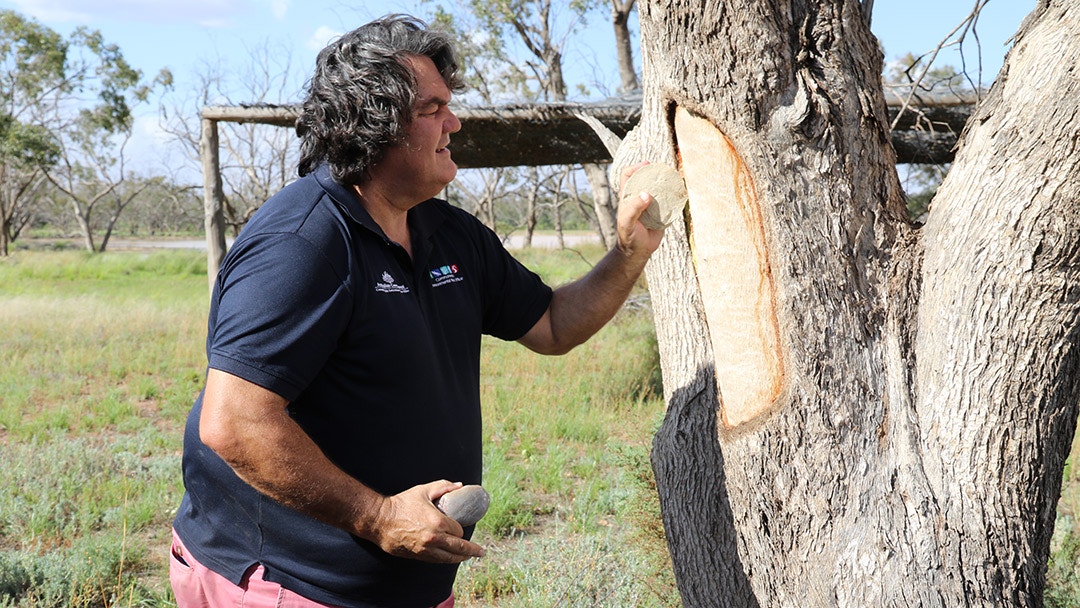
[170,14,663,608]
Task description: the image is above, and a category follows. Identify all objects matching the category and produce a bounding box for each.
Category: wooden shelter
[200,90,976,286]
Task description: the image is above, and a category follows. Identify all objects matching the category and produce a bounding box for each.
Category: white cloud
[6,0,252,26]
[306,25,342,52]
[4,0,89,21]
[268,0,288,21]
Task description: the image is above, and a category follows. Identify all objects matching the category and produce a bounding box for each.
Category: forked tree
[620,0,1080,605]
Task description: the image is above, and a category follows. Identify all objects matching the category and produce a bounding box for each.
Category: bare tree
[46,117,152,252]
[160,40,301,235]
[452,167,513,230]
[123,176,201,235]
[33,26,170,253]
[613,0,1080,605]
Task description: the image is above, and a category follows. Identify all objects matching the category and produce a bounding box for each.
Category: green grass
[0,246,676,607]
[0,250,207,607]
[8,246,1077,607]
[1048,429,1080,607]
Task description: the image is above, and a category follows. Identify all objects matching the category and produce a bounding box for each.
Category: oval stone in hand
[623,163,688,230]
[436,484,491,527]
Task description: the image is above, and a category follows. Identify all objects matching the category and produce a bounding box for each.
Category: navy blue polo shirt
[173,164,552,607]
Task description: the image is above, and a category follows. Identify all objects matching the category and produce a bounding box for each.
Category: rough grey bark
[629,0,1080,605]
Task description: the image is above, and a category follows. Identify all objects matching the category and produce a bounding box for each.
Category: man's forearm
[199,369,385,540]
[519,186,664,356]
[526,243,651,355]
[199,368,485,564]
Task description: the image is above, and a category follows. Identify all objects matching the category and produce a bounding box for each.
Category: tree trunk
[100,191,141,253]
[0,219,9,257]
[71,199,96,253]
[524,167,539,248]
[611,0,639,93]
[553,166,568,249]
[553,198,564,249]
[583,163,618,249]
[633,0,1080,605]
[0,166,12,257]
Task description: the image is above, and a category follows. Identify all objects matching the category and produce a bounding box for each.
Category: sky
[0,0,1038,178]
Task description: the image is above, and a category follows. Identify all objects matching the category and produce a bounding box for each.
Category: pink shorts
[169,529,454,608]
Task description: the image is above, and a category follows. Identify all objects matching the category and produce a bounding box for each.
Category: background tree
[43,30,170,252]
[428,3,545,241]
[615,0,1080,605]
[466,0,604,247]
[609,0,639,94]
[0,114,54,254]
[161,40,300,236]
[579,0,640,249]
[431,0,632,248]
[0,10,62,255]
[123,177,201,236]
[0,11,169,254]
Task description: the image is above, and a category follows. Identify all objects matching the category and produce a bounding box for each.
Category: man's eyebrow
[415,94,450,108]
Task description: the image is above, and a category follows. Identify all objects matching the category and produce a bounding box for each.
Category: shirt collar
[313,163,446,246]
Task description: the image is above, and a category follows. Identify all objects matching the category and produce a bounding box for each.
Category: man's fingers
[619,161,650,193]
[372,482,486,564]
[423,479,463,502]
[623,190,653,217]
[436,535,485,561]
[401,533,484,564]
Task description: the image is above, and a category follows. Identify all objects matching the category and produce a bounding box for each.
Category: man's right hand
[200,370,484,565]
[369,480,485,564]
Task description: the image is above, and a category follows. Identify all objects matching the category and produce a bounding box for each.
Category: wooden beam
[199,92,977,284]
[200,105,298,127]
[202,92,975,168]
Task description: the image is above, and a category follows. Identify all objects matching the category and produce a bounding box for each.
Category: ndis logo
[429,263,464,287]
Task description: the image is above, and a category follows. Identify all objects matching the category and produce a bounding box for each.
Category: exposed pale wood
[675,107,783,428]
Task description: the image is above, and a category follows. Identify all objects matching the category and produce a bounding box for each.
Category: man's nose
[445,109,461,134]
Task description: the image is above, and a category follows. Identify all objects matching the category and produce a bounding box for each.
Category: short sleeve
[207,232,353,402]
[473,224,553,341]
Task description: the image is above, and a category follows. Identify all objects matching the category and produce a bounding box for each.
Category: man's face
[370,55,462,204]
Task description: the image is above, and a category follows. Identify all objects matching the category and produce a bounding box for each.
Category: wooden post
[200,116,227,293]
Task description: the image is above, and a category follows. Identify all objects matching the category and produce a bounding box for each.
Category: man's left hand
[616,162,666,259]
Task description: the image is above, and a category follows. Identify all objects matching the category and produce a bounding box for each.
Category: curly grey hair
[296,14,464,184]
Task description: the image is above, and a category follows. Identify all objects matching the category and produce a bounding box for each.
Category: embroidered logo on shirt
[375,270,410,294]
[429,263,464,287]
